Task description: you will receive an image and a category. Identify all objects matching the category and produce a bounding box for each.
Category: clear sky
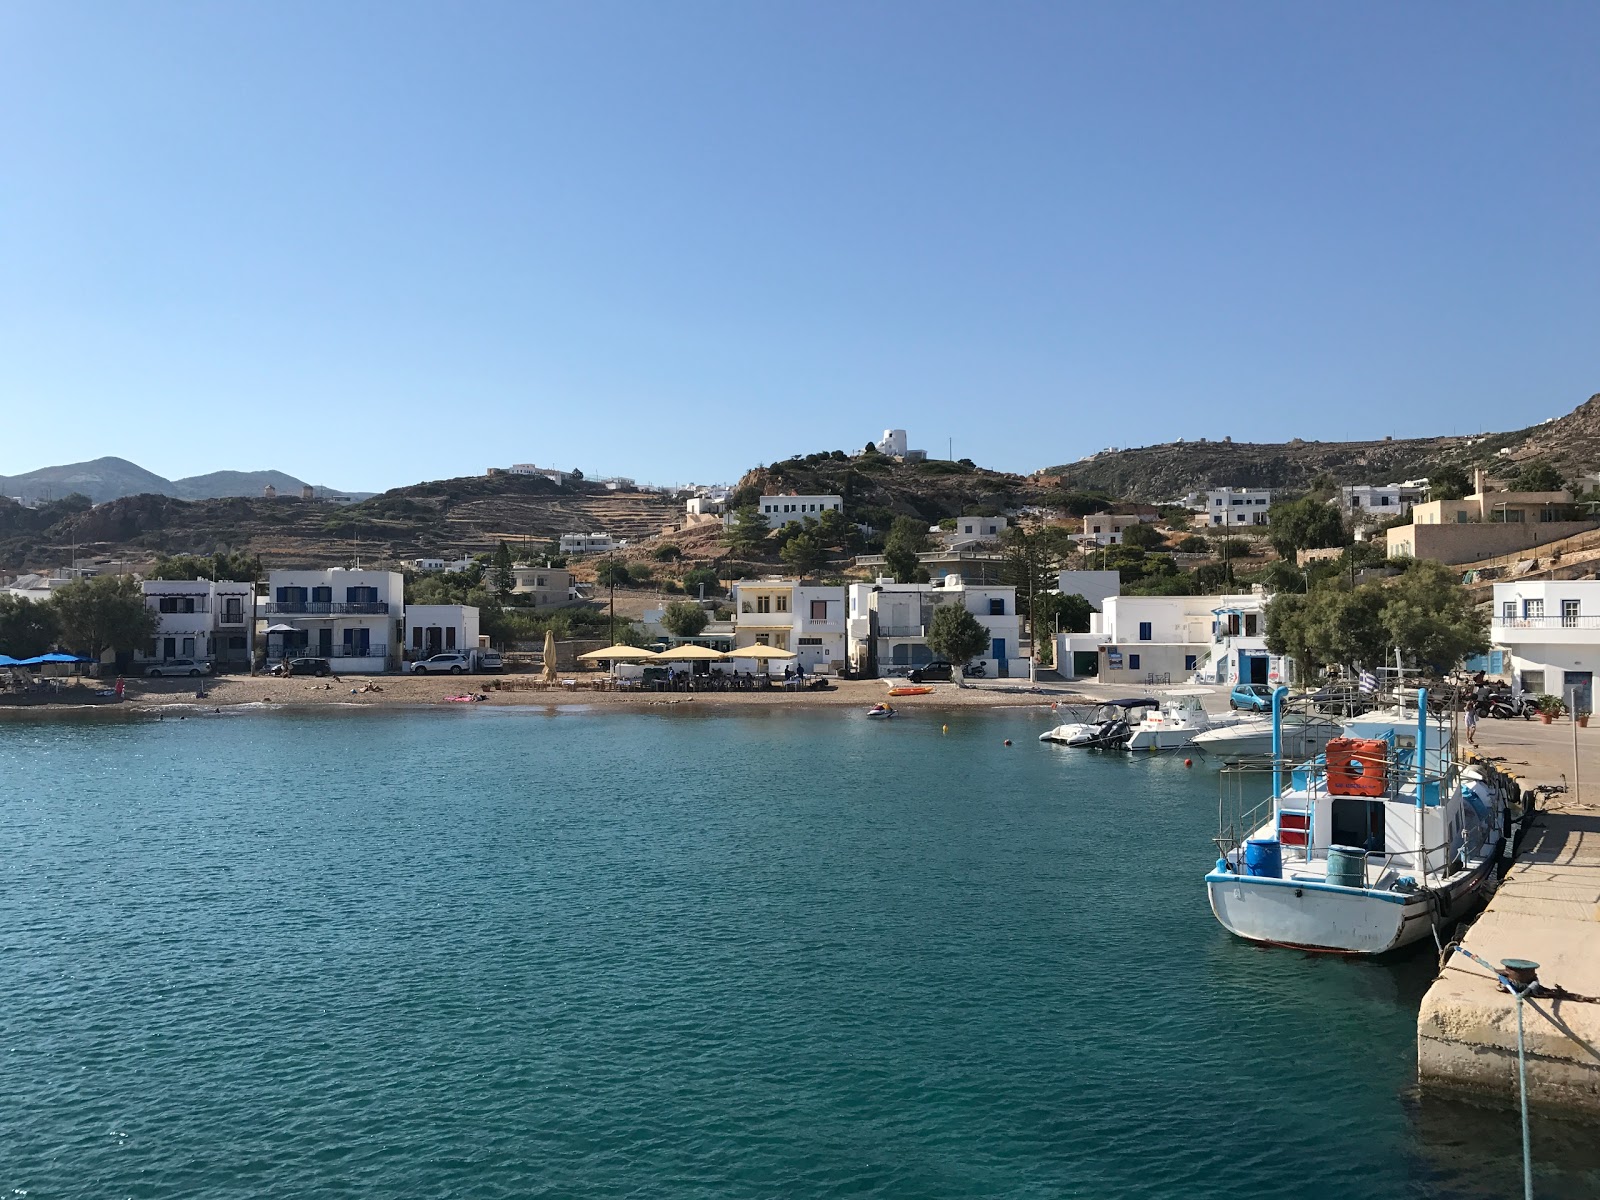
[2,2,1597,493]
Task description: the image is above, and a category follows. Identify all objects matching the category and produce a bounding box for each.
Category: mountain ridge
[0,457,369,505]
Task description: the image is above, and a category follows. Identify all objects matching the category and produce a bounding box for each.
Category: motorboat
[1039,698,1156,749]
[1190,712,1343,759]
[1205,688,1525,954]
[1124,688,1244,752]
[866,703,897,719]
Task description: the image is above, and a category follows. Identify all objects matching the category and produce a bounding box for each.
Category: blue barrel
[1244,838,1283,879]
[1326,845,1366,888]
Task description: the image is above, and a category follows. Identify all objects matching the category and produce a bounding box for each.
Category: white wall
[756,495,843,527]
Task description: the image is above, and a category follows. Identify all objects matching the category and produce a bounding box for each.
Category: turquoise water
[3,707,1596,1198]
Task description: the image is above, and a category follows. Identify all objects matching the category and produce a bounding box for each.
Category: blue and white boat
[1206,688,1518,955]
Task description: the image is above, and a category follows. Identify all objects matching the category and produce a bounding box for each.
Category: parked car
[908,661,954,683]
[1229,682,1274,712]
[474,649,503,673]
[145,658,211,678]
[287,657,332,677]
[409,652,471,675]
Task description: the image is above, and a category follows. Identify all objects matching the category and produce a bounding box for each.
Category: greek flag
[1358,670,1378,694]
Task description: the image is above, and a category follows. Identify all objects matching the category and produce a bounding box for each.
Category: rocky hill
[0,474,683,573]
[1039,391,1600,501]
[0,456,365,505]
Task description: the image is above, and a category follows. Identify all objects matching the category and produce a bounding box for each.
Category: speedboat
[1190,712,1343,758]
[1039,698,1156,749]
[1125,688,1243,752]
[1205,688,1524,954]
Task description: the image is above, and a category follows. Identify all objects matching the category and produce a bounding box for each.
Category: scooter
[963,660,987,678]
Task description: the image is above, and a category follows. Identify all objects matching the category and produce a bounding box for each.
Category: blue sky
[2,2,1596,493]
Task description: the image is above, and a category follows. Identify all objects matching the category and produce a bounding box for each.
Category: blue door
[992,638,1007,678]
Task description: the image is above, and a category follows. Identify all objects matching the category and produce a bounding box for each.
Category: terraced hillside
[0,475,682,573]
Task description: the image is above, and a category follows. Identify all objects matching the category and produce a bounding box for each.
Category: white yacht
[1205,689,1522,955]
[1190,712,1343,759]
[1124,688,1241,752]
[1039,698,1156,749]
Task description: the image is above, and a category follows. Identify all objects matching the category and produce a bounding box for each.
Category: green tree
[1268,495,1348,559]
[1121,521,1166,550]
[594,559,632,587]
[780,532,825,580]
[926,603,991,668]
[999,527,1053,618]
[1175,534,1209,554]
[883,516,930,583]
[0,594,60,657]
[51,575,158,661]
[681,566,723,598]
[1034,591,1093,634]
[492,541,516,595]
[661,601,710,638]
[653,543,682,561]
[1379,560,1488,670]
[1428,464,1470,501]
[724,505,770,554]
[148,551,263,583]
[1514,459,1564,493]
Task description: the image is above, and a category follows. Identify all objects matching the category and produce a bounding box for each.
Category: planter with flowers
[1533,694,1567,725]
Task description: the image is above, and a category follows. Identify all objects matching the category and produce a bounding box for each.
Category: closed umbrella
[542,629,560,683]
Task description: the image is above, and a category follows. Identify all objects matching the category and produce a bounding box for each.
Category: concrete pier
[1418,719,1600,1118]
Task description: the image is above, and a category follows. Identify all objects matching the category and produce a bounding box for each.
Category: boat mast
[1416,687,1428,884]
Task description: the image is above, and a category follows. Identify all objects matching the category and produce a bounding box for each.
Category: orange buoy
[1004,739,1012,746]
[1184,758,1193,767]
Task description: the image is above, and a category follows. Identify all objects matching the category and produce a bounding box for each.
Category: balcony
[264,601,391,615]
[1495,615,1600,629]
[265,643,389,660]
[877,624,926,638]
[1493,615,1600,646]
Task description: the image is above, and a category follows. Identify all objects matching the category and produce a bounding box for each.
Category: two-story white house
[1339,482,1428,523]
[559,533,619,555]
[1078,513,1155,546]
[846,576,1020,677]
[1053,589,1290,686]
[730,579,848,672]
[757,494,844,527]
[134,579,256,671]
[938,515,1008,549]
[263,568,403,673]
[1188,488,1273,528]
[1491,580,1600,712]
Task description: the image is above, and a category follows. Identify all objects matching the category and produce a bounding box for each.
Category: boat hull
[1204,850,1500,955]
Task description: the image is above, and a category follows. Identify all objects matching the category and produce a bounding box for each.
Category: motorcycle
[963,660,987,678]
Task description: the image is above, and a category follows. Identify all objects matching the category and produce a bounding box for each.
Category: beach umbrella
[0,654,21,667]
[265,623,298,634]
[726,644,796,661]
[575,645,659,661]
[652,644,729,680]
[30,652,90,663]
[542,629,559,683]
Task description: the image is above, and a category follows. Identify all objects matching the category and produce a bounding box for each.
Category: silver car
[146,658,211,678]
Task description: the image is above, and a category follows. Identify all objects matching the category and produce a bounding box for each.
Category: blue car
[1229,683,1274,712]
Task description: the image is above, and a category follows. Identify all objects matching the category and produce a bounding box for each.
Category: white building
[410,557,446,572]
[506,464,570,485]
[263,568,403,673]
[938,515,1008,548]
[1491,581,1600,712]
[559,533,619,555]
[875,429,908,457]
[1053,590,1290,686]
[1339,482,1428,522]
[685,495,725,517]
[1078,513,1153,546]
[1188,488,1273,528]
[846,576,1021,677]
[757,495,843,527]
[135,579,256,671]
[2,572,74,603]
[404,605,481,661]
[730,579,848,672]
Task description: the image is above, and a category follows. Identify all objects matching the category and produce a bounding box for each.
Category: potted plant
[1533,693,1566,724]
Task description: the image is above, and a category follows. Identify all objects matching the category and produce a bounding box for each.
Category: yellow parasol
[542,629,559,682]
[652,644,728,661]
[576,645,660,661]
[726,644,796,660]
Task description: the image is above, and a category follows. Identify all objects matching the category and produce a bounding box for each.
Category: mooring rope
[1446,943,1534,1200]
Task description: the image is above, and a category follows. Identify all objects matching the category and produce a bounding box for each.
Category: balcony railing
[264,601,390,615]
[1494,615,1600,630]
[877,624,926,638]
[265,643,389,660]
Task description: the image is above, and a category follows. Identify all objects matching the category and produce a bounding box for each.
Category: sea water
[2,707,1596,1198]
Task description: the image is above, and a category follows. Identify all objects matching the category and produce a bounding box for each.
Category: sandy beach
[0,672,1083,715]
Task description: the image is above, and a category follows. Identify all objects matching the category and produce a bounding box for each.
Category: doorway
[1330,797,1386,852]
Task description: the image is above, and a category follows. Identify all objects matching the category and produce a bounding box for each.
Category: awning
[265,624,299,633]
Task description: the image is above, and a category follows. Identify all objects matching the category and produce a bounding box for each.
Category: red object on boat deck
[1277,811,1310,847]
[1324,737,1389,797]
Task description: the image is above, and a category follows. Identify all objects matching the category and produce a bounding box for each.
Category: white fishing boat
[1038,698,1156,749]
[1190,712,1343,758]
[1205,688,1523,955]
[1124,688,1242,752]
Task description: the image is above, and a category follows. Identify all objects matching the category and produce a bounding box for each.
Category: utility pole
[608,548,616,646]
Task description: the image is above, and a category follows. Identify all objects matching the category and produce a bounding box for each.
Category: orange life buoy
[1324,737,1388,797]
